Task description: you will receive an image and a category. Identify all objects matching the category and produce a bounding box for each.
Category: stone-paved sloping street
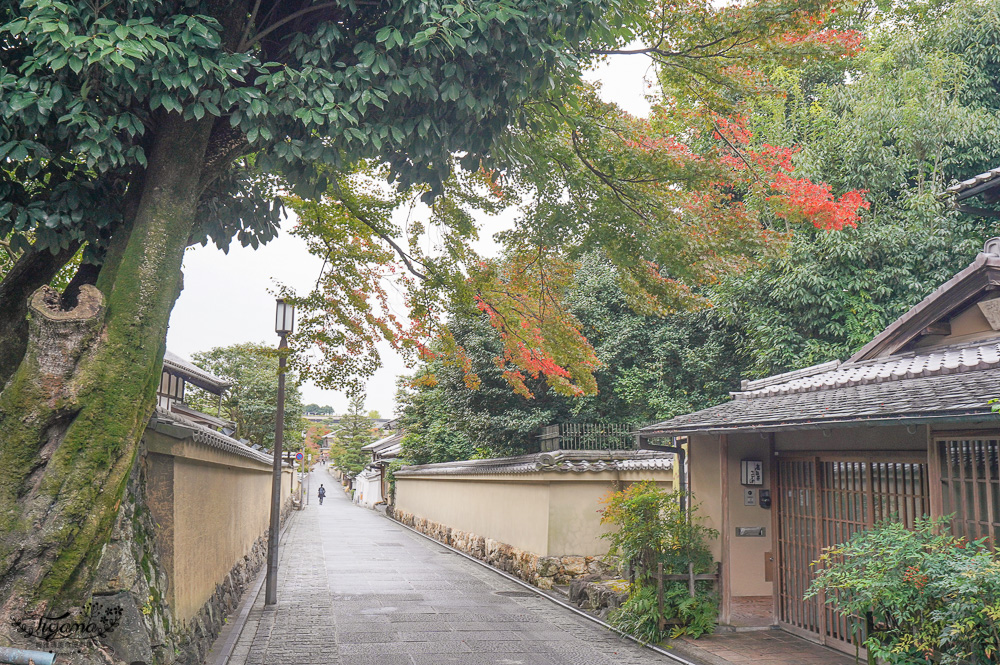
[216,467,677,665]
[214,467,854,665]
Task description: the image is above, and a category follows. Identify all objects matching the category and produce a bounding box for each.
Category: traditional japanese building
[354,429,403,508]
[638,236,1000,653]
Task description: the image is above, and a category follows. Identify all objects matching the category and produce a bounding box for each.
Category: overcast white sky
[165,52,656,417]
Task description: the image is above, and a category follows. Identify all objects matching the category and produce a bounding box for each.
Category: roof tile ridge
[736,339,1000,400]
[153,406,272,464]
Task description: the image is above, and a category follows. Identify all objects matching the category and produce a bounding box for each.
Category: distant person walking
[318,484,326,505]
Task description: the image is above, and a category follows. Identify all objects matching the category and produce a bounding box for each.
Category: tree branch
[570,130,652,224]
[330,182,429,281]
[239,1,342,50]
[239,0,266,55]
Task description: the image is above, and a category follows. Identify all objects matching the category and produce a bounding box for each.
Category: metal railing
[537,423,648,452]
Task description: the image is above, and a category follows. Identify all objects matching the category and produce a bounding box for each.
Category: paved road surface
[221,467,676,665]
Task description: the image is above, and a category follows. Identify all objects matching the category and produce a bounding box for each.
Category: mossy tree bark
[0,112,214,621]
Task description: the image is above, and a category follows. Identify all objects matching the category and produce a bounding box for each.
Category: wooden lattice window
[157,370,185,409]
[938,438,1000,546]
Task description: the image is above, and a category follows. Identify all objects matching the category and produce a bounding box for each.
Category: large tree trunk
[0,112,214,624]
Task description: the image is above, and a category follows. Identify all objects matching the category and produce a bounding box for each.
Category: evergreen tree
[331,394,375,477]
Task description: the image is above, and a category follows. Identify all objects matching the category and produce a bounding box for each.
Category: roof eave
[163,355,232,393]
[954,177,1000,202]
[639,409,1000,437]
[850,254,1000,362]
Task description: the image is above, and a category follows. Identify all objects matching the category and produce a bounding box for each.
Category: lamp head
[275,299,295,335]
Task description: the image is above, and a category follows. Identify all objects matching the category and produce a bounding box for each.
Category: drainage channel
[384,513,703,665]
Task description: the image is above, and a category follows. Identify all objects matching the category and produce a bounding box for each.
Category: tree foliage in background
[331,394,376,477]
[721,0,1000,377]
[398,0,1000,464]
[397,255,742,463]
[283,0,868,402]
[186,343,304,451]
[303,421,330,454]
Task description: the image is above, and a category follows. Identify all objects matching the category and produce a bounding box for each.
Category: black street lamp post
[265,299,295,606]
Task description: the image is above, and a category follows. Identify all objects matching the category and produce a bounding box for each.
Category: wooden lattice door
[938,437,1000,545]
[776,458,820,639]
[776,455,929,653]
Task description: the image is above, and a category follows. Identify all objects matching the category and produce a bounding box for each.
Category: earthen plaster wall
[393,469,673,559]
[144,430,294,623]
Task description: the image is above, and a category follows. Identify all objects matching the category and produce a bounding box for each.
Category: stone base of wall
[568,578,628,620]
[172,534,267,664]
[390,509,611,589]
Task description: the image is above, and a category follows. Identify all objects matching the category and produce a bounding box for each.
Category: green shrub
[807,517,1000,664]
[600,481,719,641]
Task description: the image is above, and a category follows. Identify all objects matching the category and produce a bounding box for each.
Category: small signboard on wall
[741,459,764,486]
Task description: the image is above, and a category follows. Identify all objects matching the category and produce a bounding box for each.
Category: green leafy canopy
[187,342,305,451]
[0,0,623,261]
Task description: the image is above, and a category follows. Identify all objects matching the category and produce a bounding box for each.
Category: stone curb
[207,510,297,665]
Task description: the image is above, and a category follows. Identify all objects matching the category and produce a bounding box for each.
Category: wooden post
[657,562,665,630]
[927,426,943,521]
[866,612,876,665]
[688,561,695,598]
[769,436,779,627]
[720,433,732,625]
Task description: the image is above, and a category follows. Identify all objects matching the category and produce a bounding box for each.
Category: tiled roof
[945,166,1000,200]
[362,431,404,452]
[163,351,231,393]
[394,449,673,477]
[741,342,1000,398]
[170,402,233,429]
[640,345,1000,435]
[357,467,381,480]
[376,442,402,460]
[149,407,273,465]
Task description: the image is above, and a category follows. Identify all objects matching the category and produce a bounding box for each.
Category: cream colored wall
[145,431,278,623]
[394,470,673,558]
[395,477,551,554]
[689,435,723,562]
[948,301,994,337]
[171,456,272,621]
[283,466,295,500]
[547,480,657,557]
[726,433,773,597]
[689,433,776,599]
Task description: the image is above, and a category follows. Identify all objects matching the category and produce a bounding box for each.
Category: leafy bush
[807,518,1000,664]
[600,481,719,641]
